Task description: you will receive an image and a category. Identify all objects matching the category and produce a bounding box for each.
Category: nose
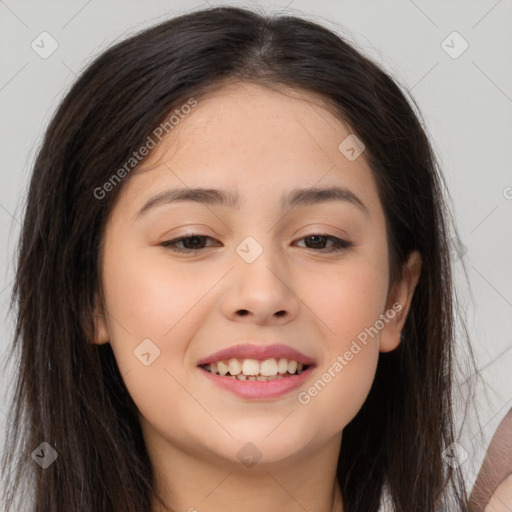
[220,245,300,326]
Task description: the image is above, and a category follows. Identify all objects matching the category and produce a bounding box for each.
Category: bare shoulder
[470,408,512,511]
[484,473,512,512]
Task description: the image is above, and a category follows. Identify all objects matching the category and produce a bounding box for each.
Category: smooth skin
[93,82,422,512]
[485,475,512,512]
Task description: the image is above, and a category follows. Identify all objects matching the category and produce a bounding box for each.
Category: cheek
[311,260,389,354]
[100,246,201,388]
[100,249,211,429]
[297,255,387,430]
[103,246,212,340]
[299,348,379,438]
[299,266,385,429]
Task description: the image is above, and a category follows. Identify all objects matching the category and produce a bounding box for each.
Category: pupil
[186,236,203,248]
[308,235,324,248]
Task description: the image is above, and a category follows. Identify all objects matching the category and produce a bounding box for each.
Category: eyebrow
[134,185,369,219]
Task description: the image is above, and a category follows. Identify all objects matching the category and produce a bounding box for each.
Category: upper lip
[197,343,316,366]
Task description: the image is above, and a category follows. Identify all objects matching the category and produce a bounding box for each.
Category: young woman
[1,5,483,511]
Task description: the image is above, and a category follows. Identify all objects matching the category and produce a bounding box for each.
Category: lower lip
[198,366,314,399]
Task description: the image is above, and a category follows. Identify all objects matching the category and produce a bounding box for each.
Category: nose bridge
[234,233,285,290]
[231,195,287,262]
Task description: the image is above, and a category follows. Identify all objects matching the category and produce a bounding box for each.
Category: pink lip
[198,365,315,400]
[196,343,316,366]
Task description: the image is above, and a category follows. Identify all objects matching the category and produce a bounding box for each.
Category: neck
[146,432,344,512]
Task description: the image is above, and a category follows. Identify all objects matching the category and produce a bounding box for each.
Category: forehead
[115,81,383,220]
[149,82,352,167]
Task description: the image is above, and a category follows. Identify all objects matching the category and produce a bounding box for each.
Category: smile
[201,357,309,381]
[198,359,315,399]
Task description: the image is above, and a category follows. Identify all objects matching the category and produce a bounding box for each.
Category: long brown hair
[1,5,482,511]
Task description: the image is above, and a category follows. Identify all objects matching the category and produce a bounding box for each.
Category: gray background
[1,0,511,503]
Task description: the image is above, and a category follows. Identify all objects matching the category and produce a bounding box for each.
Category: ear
[379,250,422,353]
[91,293,110,345]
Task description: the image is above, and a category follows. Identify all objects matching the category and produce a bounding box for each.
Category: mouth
[199,357,310,381]
[196,344,316,399]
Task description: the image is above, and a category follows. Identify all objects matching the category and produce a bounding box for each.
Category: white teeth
[287,360,297,374]
[228,358,242,375]
[277,358,288,374]
[242,359,260,376]
[260,358,278,376]
[217,361,229,376]
[204,357,308,378]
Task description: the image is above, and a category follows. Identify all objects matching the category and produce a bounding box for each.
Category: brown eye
[160,233,353,254]
[160,235,219,253]
[295,234,353,253]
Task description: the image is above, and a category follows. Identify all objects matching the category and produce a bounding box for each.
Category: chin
[208,430,313,468]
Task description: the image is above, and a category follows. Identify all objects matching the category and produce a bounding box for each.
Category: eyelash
[160,233,353,254]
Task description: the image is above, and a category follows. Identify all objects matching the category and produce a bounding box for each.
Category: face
[94,82,420,470]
